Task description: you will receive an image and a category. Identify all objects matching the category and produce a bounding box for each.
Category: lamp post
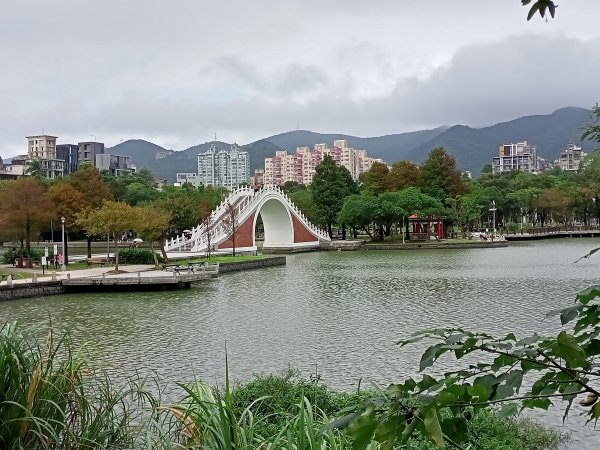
[61,217,66,271]
[489,200,497,234]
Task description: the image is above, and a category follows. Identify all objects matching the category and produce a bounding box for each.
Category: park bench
[86,257,115,267]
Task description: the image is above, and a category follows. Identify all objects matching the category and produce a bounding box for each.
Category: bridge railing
[166,185,331,252]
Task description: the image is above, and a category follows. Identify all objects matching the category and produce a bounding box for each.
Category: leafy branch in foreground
[341,285,600,449]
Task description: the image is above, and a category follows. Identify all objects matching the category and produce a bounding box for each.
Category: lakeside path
[0,263,155,285]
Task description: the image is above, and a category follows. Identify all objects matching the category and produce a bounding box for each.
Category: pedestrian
[11,248,17,266]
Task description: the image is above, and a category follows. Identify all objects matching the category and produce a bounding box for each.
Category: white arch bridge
[164,186,331,254]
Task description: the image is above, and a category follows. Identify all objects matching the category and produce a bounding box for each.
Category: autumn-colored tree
[420,147,470,201]
[68,165,113,257]
[0,178,54,255]
[389,160,422,191]
[76,201,136,271]
[47,182,87,264]
[133,204,171,265]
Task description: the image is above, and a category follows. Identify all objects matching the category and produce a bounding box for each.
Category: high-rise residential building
[555,143,586,171]
[262,141,384,186]
[24,135,64,179]
[492,141,539,174]
[27,135,57,159]
[56,144,80,175]
[197,143,250,189]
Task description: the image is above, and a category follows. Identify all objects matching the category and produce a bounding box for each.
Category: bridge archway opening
[255,198,294,247]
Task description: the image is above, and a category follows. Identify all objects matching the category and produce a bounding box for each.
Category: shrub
[118,248,162,264]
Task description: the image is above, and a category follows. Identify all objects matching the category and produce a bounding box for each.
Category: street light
[61,217,66,271]
[489,200,497,234]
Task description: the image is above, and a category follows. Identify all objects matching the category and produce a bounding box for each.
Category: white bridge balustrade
[165,186,330,254]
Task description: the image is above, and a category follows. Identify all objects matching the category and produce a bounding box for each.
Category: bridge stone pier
[165,186,330,255]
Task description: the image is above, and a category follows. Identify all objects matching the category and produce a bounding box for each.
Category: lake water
[2,239,600,448]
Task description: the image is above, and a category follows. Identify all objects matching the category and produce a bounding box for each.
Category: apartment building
[56,144,80,175]
[555,143,586,171]
[197,143,250,189]
[27,135,57,159]
[263,140,384,186]
[492,141,539,174]
[95,153,135,176]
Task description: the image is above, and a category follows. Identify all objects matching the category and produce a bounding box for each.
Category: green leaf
[348,412,378,450]
[417,374,439,392]
[522,397,552,410]
[576,285,600,305]
[424,407,445,449]
[584,339,600,356]
[592,402,600,420]
[467,383,489,402]
[492,354,516,371]
[554,331,588,368]
[559,305,583,325]
[527,2,540,20]
[521,358,546,372]
[522,0,532,5]
[441,417,468,444]
[373,415,404,450]
[420,344,445,371]
[498,403,519,417]
[326,412,362,430]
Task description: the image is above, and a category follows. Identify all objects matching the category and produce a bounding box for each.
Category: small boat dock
[61,263,219,292]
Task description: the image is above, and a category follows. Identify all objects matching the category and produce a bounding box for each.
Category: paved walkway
[0,264,155,285]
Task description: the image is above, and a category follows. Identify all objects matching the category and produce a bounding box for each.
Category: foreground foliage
[0,321,563,449]
[342,286,600,449]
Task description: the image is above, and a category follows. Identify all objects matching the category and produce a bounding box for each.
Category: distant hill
[405,107,594,174]
[105,107,594,181]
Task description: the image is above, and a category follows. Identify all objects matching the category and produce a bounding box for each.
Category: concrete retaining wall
[219,256,286,273]
[364,241,508,250]
[0,281,65,302]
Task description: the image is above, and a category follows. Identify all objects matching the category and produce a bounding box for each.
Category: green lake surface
[2,239,599,448]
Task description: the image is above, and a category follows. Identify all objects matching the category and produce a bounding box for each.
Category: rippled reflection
[2,239,600,448]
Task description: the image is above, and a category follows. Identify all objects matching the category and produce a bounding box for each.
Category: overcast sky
[2,0,600,155]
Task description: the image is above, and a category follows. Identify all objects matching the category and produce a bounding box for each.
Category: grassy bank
[0,322,567,449]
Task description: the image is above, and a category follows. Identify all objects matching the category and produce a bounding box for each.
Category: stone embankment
[219,256,286,273]
[320,240,508,250]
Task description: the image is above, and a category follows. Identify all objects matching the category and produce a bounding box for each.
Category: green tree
[582,103,600,150]
[337,194,377,239]
[25,159,43,178]
[76,201,137,271]
[361,161,390,196]
[311,155,357,237]
[288,189,320,226]
[133,204,171,265]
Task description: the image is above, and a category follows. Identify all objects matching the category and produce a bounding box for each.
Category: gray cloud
[2,1,600,155]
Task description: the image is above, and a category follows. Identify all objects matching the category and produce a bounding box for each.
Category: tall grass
[0,321,154,449]
[0,322,566,449]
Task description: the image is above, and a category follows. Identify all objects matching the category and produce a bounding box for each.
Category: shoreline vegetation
[0,321,567,450]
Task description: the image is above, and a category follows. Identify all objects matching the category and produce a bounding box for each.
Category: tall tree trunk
[87,236,92,258]
[353,226,357,239]
[151,241,159,266]
[405,217,411,241]
[327,223,332,239]
[26,221,31,256]
[64,230,69,265]
[114,238,119,271]
[160,235,168,263]
[342,223,346,240]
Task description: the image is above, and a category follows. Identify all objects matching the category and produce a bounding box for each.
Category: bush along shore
[0,321,566,450]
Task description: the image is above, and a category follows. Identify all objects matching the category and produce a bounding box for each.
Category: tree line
[0,164,226,263]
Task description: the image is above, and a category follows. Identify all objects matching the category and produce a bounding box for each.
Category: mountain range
[106,106,595,181]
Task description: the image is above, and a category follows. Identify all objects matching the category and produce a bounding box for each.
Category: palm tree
[25,159,43,178]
